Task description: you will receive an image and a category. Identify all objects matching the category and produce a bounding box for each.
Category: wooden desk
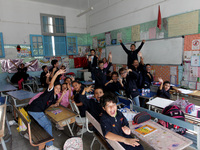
[45,106,78,136]
[129,120,192,150]
[0,104,7,150]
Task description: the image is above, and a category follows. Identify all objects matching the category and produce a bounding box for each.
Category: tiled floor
[0,94,198,150]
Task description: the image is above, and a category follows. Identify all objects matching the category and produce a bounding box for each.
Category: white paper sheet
[184,51,192,61]
[191,56,200,66]
[177,88,193,94]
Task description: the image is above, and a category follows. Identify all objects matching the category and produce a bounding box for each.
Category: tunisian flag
[157,5,162,30]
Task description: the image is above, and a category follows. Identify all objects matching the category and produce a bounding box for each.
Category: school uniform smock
[143,71,153,88]
[105,81,123,95]
[73,86,88,117]
[130,64,145,89]
[79,94,103,122]
[157,88,171,99]
[11,67,29,83]
[120,42,144,68]
[100,110,144,150]
[89,62,112,89]
[49,67,61,83]
[123,70,139,99]
[27,87,57,112]
[40,71,48,88]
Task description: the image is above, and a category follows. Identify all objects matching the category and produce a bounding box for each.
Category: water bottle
[181,98,186,112]
[142,88,145,96]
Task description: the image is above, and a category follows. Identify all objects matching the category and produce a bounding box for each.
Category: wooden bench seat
[13,106,54,150]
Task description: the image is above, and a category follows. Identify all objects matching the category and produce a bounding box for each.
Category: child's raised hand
[46,71,50,78]
[122,126,131,135]
[109,80,113,83]
[158,77,163,83]
[118,77,122,83]
[67,83,72,90]
[70,76,75,81]
[138,52,142,57]
[62,89,67,95]
[127,69,132,72]
[119,40,122,43]
[142,40,145,43]
[108,52,112,58]
[57,69,66,75]
[85,85,94,93]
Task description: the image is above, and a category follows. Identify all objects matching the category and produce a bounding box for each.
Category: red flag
[157,5,161,30]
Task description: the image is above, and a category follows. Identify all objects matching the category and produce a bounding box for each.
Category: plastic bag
[17,107,31,132]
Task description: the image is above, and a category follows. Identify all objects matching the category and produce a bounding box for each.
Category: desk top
[129,120,192,150]
[0,84,17,92]
[6,90,37,101]
[0,104,6,137]
[146,97,174,109]
[139,92,157,99]
[45,106,77,124]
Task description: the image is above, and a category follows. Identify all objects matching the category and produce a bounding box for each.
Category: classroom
[1,0,200,150]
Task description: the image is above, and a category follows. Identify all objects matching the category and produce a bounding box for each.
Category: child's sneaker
[45,145,60,150]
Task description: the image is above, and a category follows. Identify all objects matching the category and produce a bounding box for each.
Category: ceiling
[25,0,100,10]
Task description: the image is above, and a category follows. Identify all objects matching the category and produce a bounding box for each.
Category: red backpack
[158,105,187,135]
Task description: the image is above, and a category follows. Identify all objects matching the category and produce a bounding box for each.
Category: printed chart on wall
[182,34,200,89]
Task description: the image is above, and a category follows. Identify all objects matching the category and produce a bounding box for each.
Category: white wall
[0,0,87,44]
[87,0,200,35]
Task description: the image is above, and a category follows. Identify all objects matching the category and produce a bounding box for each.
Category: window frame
[0,32,5,58]
[30,34,45,57]
[40,13,66,36]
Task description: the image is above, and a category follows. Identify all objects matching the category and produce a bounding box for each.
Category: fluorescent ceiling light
[77,7,93,17]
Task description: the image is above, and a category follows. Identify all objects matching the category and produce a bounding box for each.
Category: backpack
[158,105,187,135]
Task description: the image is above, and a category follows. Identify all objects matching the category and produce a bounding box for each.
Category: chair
[32,77,43,93]
[6,75,18,88]
[63,137,83,150]
[69,100,86,138]
[85,111,125,150]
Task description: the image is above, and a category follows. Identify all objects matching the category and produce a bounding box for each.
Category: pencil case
[185,103,195,114]
[132,111,151,125]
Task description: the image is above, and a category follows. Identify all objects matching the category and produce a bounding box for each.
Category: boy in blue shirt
[100,92,144,150]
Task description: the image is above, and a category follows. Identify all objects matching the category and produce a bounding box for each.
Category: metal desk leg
[0,137,7,150]
[4,116,12,143]
[66,121,74,137]
[195,125,200,150]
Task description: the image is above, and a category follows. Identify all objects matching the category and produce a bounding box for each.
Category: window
[66,36,78,55]
[41,14,66,36]
[0,32,5,58]
[30,35,45,56]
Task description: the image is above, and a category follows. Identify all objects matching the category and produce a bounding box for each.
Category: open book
[135,124,157,137]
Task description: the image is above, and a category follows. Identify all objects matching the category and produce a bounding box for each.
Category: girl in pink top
[57,83,73,108]
[101,52,111,68]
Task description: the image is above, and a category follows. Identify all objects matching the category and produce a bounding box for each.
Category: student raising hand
[142,40,145,43]
[138,52,142,58]
[121,126,131,135]
[158,77,163,83]
[119,40,122,43]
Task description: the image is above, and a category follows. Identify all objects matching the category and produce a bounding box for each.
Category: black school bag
[158,105,187,135]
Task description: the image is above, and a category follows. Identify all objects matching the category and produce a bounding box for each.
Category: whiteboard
[106,37,184,65]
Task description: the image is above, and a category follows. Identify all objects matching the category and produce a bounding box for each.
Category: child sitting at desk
[40,65,49,88]
[143,64,154,88]
[157,77,171,99]
[55,83,73,108]
[80,87,104,122]
[10,59,35,90]
[27,69,65,150]
[100,92,144,150]
[71,81,87,117]
[89,52,112,89]
[119,67,140,107]
[104,71,123,95]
